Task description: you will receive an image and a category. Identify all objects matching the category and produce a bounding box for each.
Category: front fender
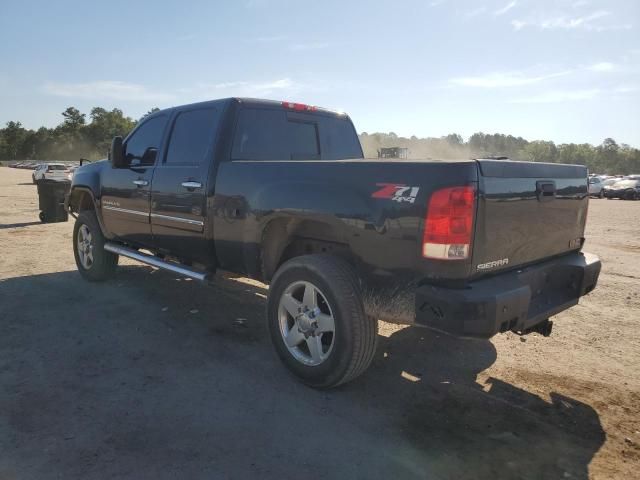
[66,160,112,238]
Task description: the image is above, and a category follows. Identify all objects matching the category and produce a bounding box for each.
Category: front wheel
[73,210,118,282]
[267,254,378,388]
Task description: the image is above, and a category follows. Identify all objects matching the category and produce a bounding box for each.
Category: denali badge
[372,183,420,204]
[477,258,509,270]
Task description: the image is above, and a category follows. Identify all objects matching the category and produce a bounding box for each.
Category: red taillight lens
[423,186,476,260]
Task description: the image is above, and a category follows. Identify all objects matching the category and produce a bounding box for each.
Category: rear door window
[165,108,220,165]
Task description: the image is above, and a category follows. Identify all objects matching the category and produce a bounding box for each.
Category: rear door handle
[133,179,149,187]
[536,180,556,202]
[181,181,202,189]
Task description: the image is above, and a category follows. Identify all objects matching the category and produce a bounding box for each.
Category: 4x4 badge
[372,183,420,204]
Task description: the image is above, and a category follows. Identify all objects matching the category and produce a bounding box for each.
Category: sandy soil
[0,166,638,479]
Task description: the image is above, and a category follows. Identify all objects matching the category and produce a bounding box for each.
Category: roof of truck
[151,97,347,118]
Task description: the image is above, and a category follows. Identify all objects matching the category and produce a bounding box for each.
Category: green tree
[61,107,86,129]
[1,121,27,159]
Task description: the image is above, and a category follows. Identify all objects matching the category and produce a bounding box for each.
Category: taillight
[281,101,317,112]
[422,185,476,260]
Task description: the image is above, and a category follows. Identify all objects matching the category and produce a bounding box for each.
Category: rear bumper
[414,252,601,338]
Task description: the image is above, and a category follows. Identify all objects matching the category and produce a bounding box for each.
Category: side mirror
[110,136,125,168]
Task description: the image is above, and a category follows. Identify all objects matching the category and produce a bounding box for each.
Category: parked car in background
[32,163,71,183]
[588,176,604,197]
[603,179,640,200]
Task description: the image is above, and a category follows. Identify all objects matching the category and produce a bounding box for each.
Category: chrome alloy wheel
[278,281,336,366]
[77,224,94,269]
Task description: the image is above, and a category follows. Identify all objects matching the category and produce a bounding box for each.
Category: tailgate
[472,160,588,277]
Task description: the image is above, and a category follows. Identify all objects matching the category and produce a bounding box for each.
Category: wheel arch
[67,187,111,238]
[260,216,354,282]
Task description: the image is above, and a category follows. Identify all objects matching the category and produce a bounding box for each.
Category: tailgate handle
[536,181,556,202]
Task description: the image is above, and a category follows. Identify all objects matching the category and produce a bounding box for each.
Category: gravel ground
[0,166,638,479]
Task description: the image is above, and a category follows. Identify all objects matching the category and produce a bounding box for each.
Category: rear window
[48,165,67,171]
[231,108,362,161]
[317,116,363,160]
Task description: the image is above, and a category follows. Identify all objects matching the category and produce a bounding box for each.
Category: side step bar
[104,242,211,282]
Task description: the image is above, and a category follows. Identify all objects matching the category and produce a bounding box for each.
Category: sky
[1,0,639,146]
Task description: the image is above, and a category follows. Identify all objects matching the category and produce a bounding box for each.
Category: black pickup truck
[67,98,601,388]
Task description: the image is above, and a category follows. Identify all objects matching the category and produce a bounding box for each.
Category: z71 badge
[372,183,420,204]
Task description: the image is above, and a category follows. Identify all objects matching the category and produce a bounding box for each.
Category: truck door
[101,115,168,247]
[150,106,222,263]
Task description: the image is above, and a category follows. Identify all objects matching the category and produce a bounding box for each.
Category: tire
[625,190,635,200]
[267,254,378,389]
[73,210,118,282]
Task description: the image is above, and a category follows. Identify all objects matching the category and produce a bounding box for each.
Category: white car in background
[32,163,72,183]
[588,176,605,197]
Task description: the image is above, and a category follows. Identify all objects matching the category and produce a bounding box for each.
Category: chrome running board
[104,242,210,282]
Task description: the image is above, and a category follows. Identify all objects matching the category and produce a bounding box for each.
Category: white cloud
[42,81,173,102]
[587,62,616,72]
[511,10,630,31]
[195,78,296,97]
[450,70,570,88]
[494,1,517,16]
[253,35,287,43]
[289,42,330,51]
[43,77,300,104]
[614,85,639,94]
[510,89,601,103]
[466,6,487,18]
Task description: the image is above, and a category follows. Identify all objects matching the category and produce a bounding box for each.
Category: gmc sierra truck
[67,98,601,388]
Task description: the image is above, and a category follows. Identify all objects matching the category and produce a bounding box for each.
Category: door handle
[181,181,202,189]
[536,180,556,202]
[133,179,149,187]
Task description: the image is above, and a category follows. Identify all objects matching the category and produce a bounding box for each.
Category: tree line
[361,132,640,174]
[1,106,638,175]
[0,106,158,163]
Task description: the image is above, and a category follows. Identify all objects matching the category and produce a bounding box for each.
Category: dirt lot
[0,166,638,479]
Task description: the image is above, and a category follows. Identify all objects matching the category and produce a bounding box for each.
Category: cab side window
[124,116,167,167]
[164,108,220,165]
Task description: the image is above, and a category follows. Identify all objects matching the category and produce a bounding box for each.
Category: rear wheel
[267,255,377,388]
[73,210,118,282]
